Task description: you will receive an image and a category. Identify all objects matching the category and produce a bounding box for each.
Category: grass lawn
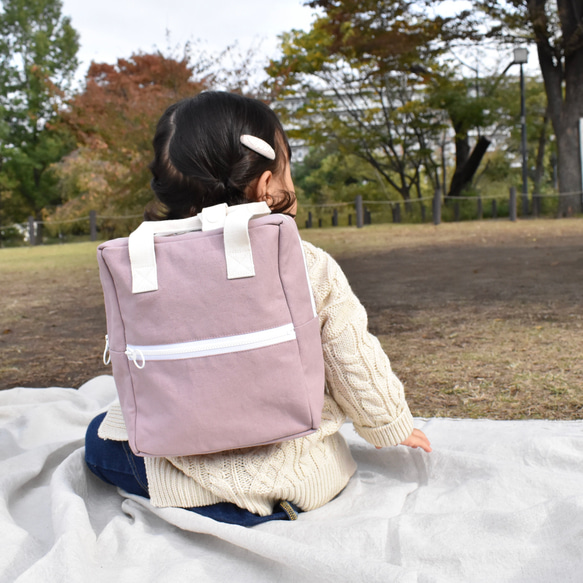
[2,219,582,420]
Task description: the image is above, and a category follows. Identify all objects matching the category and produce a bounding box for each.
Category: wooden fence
[1,187,577,246]
[301,187,570,229]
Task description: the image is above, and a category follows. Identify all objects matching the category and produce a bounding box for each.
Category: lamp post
[513,47,528,216]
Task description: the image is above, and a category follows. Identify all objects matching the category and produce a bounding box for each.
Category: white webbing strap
[128,202,271,293]
[224,202,270,279]
[129,214,203,293]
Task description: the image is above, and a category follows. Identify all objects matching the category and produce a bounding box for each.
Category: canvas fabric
[96,203,325,457]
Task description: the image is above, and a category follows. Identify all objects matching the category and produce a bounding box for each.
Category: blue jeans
[85,413,301,527]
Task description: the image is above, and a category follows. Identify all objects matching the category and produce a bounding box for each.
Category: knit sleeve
[97,402,130,441]
[302,241,414,447]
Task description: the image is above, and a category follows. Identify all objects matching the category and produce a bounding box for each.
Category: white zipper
[103,335,111,365]
[125,323,296,369]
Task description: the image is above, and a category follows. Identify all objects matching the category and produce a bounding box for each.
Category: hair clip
[240,135,276,161]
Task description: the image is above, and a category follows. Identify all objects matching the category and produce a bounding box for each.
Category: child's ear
[253,170,274,206]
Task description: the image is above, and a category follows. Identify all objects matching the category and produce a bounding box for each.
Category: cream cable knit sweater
[98,241,414,516]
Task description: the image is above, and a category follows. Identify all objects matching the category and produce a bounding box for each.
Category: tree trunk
[532,110,548,215]
[448,136,491,198]
[532,110,548,194]
[555,119,582,215]
[558,0,583,215]
[0,155,3,245]
[447,126,471,199]
[530,0,583,215]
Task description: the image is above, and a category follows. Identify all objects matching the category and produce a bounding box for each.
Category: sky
[61,0,317,80]
[61,0,539,86]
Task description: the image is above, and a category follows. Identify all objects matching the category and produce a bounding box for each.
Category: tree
[268,1,453,203]
[0,0,79,225]
[423,62,505,198]
[52,51,208,229]
[272,1,558,208]
[302,0,457,73]
[294,146,389,205]
[474,0,583,215]
[50,41,276,234]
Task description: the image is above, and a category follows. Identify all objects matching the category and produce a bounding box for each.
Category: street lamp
[513,47,529,215]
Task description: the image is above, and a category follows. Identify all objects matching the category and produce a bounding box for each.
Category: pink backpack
[97,202,325,457]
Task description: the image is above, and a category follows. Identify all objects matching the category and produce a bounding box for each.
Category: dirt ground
[2,218,582,419]
[334,221,583,419]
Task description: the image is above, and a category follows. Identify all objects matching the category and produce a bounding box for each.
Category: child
[85,91,431,527]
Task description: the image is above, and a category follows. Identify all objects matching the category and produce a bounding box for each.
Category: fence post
[509,187,517,221]
[332,208,338,227]
[355,195,364,228]
[522,191,529,216]
[420,203,426,222]
[306,211,313,229]
[477,197,483,220]
[454,200,461,221]
[364,207,372,225]
[318,217,323,228]
[348,214,352,226]
[90,210,97,241]
[532,192,540,217]
[492,199,497,219]
[28,216,35,246]
[392,203,401,223]
[432,188,441,225]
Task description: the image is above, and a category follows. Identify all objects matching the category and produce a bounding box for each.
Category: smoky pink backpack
[97,202,325,457]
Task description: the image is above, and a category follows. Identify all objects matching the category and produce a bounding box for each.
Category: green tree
[274,1,554,207]
[425,66,498,198]
[498,73,553,200]
[0,0,79,226]
[473,0,583,215]
[294,146,387,205]
[268,2,453,204]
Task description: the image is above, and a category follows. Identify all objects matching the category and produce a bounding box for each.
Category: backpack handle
[128,202,271,293]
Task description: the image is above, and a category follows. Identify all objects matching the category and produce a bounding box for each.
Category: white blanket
[1,376,582,583]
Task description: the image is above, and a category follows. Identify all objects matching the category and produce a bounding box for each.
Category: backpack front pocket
[124,323,296,368]
[121,323,318,456]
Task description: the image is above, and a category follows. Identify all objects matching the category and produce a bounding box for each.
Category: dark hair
[145,91,294,220]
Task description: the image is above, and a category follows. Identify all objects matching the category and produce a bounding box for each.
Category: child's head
[146,91,296,220]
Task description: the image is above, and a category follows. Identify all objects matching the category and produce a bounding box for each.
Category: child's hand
[400,428,432,452]
[375,428,432,453]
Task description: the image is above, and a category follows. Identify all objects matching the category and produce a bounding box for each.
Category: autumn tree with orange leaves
[49,51,208,234]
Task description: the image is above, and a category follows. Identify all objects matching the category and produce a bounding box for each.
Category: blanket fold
[0,376,581,583]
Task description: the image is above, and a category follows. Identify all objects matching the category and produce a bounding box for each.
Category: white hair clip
[240,134,276,161]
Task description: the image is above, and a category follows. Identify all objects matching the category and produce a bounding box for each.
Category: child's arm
[304,242,429,452]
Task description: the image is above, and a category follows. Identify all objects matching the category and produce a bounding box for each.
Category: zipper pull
[125,346,146,369]
[103,335,111,365]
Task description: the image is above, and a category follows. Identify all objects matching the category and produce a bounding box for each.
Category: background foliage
[1,0,582,243]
